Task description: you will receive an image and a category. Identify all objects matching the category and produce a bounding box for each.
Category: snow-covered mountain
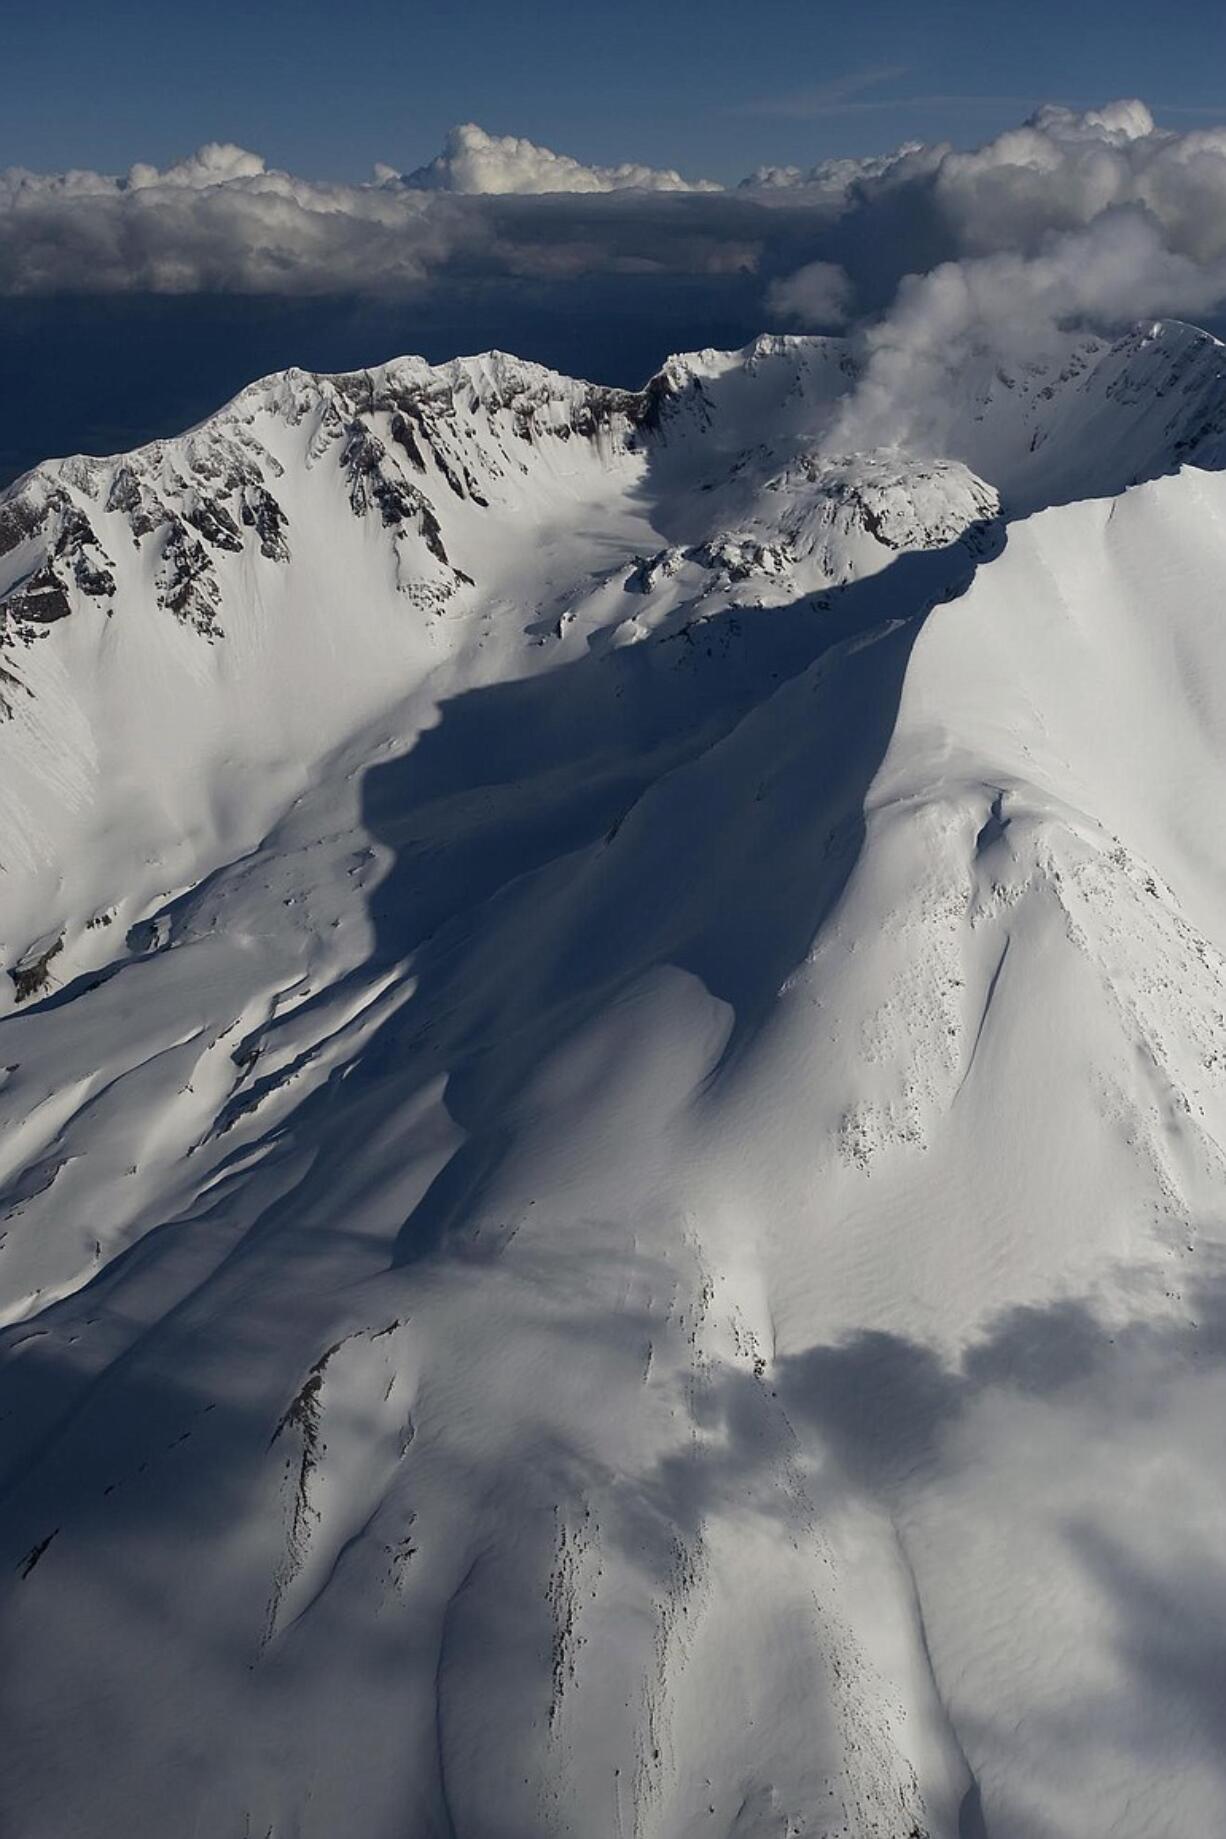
[3,320,1226,1839]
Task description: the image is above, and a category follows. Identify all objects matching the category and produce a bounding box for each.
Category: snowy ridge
[2,321,1226,1838]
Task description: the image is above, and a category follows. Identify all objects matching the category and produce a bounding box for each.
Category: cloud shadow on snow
[656,1253,1226,1830]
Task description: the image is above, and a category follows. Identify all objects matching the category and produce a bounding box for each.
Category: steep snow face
[3,324,1226,1839]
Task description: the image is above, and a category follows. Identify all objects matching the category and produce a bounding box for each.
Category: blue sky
[7,0,1226,182]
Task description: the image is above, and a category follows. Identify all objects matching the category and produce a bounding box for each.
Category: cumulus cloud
[0,126,741,295]
[402,122,721,195]
[127,143,269,190]
[739,144,924,196]
[3,102,1226,390]
[737,97,1226,455]
[920,101,1226,264]
[0,146,439,293]
[757,99,1226,313]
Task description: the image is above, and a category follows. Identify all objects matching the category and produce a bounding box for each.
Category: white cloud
[832,209,1226,454]
[0,124,732,295]
[2,100,1226,364]
[402,122,721,195]
[754,99,1226,452]
[1029,99,1156,144]
[739,145,926,196]
[766,259,853,326]
[920,100,1226,262]
[127,143,269,190]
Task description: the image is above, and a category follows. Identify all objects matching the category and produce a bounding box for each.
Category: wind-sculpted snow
[3,325,1226,1837]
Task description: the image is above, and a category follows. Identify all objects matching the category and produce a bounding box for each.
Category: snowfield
[2,322,1226,1838]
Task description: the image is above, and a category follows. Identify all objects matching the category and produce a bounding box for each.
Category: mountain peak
[4,317,1226,1839]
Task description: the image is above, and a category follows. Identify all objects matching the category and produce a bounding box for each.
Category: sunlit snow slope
[3,322,1226,1839]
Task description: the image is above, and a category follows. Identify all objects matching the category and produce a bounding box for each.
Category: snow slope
[3,320,1226,1838]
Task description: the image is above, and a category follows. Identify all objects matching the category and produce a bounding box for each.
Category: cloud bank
[0,100,1221,306]
[5,100,1226,456]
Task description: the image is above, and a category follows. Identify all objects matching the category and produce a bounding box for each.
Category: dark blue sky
[7,0,1226,182]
